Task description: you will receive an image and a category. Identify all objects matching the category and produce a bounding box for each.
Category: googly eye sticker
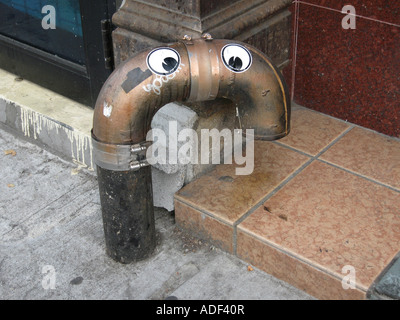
[221,44,252,73]
[146,47,181,76]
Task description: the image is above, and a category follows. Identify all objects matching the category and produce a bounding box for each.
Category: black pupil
[228,56,243,71]
[162,57,178,72]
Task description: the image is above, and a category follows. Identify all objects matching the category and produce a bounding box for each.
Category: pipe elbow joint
[92,37,290,149]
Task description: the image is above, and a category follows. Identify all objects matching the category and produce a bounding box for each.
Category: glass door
[0,0,116,106]
[0,0,85,64]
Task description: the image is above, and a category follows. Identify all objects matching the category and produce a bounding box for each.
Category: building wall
[284,1,400,138]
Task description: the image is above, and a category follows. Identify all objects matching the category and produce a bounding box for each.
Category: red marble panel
[290,2,400,137]
[300,0,400,25]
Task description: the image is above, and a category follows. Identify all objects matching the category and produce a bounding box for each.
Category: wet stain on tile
[218,176,234,182]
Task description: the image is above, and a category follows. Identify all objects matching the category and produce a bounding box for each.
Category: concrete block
[151,167,186,212]
[150,102,198,175]
[150,102,199,210]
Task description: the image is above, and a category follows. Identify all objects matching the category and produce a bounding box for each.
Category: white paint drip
[20,107,94,171]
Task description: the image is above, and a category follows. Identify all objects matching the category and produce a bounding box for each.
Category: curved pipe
[92,37,290,263]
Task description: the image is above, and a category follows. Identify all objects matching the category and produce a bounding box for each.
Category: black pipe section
[97,166,155,263]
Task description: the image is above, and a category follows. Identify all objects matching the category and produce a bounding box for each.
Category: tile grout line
[292,104,400,143]
[291,104,351,126]
[174,198,235,229]
[272,140,313,157]
[318,158,400,194]
[232,124,355,255]
[232,158,314,255]
[177,124,356,256]
[237,227,369,294]
[313,125,355,158]
[175,198,240,253]
[296,114,400,193]
[232,121,398,293]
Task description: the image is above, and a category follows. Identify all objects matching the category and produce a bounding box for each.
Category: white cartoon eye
[146,47,181,75]
[221,44,252,73]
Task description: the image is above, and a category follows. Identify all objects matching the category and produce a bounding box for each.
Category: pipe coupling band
[185,39,220,102]
[92,134,150,171]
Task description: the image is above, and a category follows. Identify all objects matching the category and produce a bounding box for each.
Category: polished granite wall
[283,1,400,138]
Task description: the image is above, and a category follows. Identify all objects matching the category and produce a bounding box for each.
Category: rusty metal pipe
[92,37,290,263]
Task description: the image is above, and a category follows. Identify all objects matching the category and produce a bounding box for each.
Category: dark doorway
[0,0,116,107]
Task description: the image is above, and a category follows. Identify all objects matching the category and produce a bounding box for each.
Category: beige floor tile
[278,107,350,155]
[175,141,310,225]
[320,127,400,190]
[238,161,400,293]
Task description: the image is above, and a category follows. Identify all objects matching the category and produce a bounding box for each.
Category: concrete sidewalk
[0,124,313,300]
